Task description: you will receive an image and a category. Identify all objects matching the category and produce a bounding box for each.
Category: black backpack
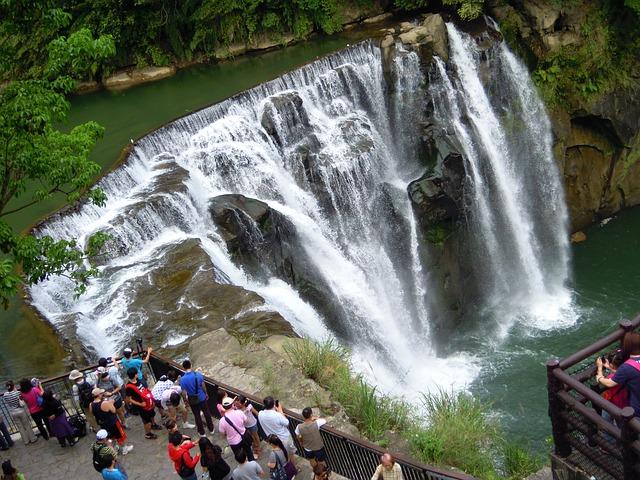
[78,381,94,409]
[92,444,112,472]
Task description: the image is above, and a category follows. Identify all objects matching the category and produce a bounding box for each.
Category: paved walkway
[0,415,315,480]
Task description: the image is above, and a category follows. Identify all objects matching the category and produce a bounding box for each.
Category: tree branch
[0,184,62,218]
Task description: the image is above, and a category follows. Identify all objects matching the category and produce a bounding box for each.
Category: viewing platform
[0,352,474,480]
[547,315,640,480]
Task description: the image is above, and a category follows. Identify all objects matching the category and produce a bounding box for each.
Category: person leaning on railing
[3,381,36,445]
[596,331,640,416]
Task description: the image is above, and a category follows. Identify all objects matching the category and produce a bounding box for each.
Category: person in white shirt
[257,396,296,461]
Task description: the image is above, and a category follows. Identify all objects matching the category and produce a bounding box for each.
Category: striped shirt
[371,463,404,480]
[2,390,22,410]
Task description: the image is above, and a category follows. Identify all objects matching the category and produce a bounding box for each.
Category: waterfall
[428,24,573,334]
[29,24,574,397]
[30,41,478,396]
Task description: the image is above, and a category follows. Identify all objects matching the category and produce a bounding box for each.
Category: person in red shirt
[168,431,200,480]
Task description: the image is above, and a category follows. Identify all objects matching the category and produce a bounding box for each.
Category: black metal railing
[0,352,154,437]
[547,315,640,480]
[148,353,475,480]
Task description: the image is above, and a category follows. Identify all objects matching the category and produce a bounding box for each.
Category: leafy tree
[0,3,115,308]
[443,0,485,20]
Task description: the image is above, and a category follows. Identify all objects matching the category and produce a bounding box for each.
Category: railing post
[620,319,634,333]
[547,359,571,457]
[620,407,638,480]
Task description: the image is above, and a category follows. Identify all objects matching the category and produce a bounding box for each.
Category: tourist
[235,395,261,456]
[19,377,49,440]
[124,368,161,439]
[198,438,231,480]
[91,388,133,454]
[101,454,128,480]
[3,381,37,445]
[0,410,14,451]
[91,429,119,473]
[70,369,100,432]
[294,407,327,468]
[370,453,404,480]
[98,357,124,386]
[179,360,214,437]
[216,390,230,417]
[1,460,24,480]
[232,449,264,480]
[168,430,200,480]
[96,366,127,428]
[41,389,77,447]
[597,331,640,417]
[258,397,296,460]
[266,434,297,480]
[219,396,254,461]
[120,346,153,388]
[163,390,195,429]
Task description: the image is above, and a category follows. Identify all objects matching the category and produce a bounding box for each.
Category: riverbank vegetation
[1,0,485,83]
[284,337,543,479]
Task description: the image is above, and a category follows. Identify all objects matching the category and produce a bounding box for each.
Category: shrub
[501,441,544,480]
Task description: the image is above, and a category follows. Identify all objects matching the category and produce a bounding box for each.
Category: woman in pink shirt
[19,378,50,440]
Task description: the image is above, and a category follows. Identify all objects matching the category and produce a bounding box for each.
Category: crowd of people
[0,346,407,480]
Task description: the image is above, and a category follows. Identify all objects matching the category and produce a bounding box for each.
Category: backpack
[78,381,94,409]
[126,382,155,411]
[92,444,112,472]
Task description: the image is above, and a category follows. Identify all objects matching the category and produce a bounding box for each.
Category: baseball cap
[222,397,234,407]
[96,429,108,440]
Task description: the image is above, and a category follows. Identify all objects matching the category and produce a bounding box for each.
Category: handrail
[148,352,476,480]
[547,314,640,480]
[558,316,640,369]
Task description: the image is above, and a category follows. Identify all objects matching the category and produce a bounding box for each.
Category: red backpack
[126,382,155,411]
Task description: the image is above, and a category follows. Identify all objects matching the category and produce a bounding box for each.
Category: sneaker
[122,445,134,455]
[144,433,158,440]
[182,422,196,429]
[151,424,163,431]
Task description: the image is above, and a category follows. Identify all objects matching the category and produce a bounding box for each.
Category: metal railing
[547,315,640,480]
[0,352,154,437]
[147,353,475,480]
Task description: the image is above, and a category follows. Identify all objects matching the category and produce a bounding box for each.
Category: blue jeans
[0,420,14,449]
[180,473,197,480]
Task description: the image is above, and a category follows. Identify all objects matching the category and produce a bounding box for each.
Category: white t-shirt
[233,461,263,480]
[241,404,258,428]
[258,409,291,440]
[160,386,182,410]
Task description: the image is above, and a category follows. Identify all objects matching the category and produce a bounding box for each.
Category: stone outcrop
[490,0,640,232]
[380,13,449,63]
[104,66,176,90]
[189,328,360,436]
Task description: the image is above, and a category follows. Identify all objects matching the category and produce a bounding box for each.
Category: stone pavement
[0,414,316,480]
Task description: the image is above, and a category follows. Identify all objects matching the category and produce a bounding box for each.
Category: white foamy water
[30,26,573,400]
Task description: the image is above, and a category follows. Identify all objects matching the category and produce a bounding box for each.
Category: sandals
[145,432,158,440]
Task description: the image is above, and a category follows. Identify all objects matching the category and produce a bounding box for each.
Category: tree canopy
[0,1,115,308]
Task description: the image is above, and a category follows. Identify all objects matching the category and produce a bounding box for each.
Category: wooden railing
[547,315,640,480]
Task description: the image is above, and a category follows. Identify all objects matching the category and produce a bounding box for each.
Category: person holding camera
[295,407,327,469]
[121,346,153,388]
[258,397,296,463]
[235,396,261,457]
[219,396,255,462]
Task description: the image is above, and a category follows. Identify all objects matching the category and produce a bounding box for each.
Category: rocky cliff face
[490,0,640,232]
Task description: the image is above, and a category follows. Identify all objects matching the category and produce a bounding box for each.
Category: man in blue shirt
[120,346,152,388]
[179,359,214,437]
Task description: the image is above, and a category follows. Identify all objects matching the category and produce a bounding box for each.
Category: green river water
[1,32,639,451]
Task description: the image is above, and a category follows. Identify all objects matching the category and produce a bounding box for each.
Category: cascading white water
[30,24,574,398]
[30,41,478,396]
[428,24,574,334]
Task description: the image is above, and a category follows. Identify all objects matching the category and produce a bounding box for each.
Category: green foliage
[530,2,640,108]
[625,0,640,15]
[0,6,114,308]
[501,441,544,480]
[443,0,485,20]
[393,0,429,10]
[412,389,499,478]
[286,337,546,478]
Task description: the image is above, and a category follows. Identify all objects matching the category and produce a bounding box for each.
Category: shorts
[167,403,187,419]
[140,408,156,424]
[304,446,327,462]
[246,424,258,433]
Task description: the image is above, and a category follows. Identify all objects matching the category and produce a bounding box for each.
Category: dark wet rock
[261,92,311,148]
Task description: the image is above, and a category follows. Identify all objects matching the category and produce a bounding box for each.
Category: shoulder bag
[224,415,253,450]
[187,373,201,407]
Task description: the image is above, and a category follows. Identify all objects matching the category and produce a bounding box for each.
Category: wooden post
[620,406,638,480]
[547,359,572,457]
